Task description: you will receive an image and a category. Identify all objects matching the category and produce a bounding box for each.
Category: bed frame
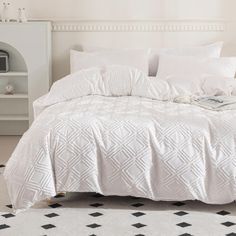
[42,17,233,204]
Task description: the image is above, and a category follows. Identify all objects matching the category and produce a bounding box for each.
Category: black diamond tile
[92,193,104,198]
[179,234,192,236]
[0,224,10,230]
[177,222,192,228]
[226,233,236,236]
[135,234,145,236]
[89,234,97,236]
[222,222,236,227]
[132,223,146,228]
[90,203,104,208]
[0,164,5,168]
[217,210,231,216]
[48,203,62,208]
[45,213,59,218]
[6,204,12,209]
[132,212,146,217]
[90,212,103,217]
[131,196,141,200]
[174,211,189,216]
[54,193,65,198]
[173,202,186,207]
[1,213,15,218]
[41,224,56,229]
[86,223,101,228]
[131,203,144,207]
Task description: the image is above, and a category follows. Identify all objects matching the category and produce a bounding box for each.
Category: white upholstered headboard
[51,19,234,81]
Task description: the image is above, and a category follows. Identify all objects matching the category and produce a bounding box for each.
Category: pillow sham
[83,42,223,77]
[70,49,149,75]
[202,76,236,96]
[228,79,236,96]
[149,42,223,76]
[83,45,116,52]
[156,55,236,96]
[157,55,236,79]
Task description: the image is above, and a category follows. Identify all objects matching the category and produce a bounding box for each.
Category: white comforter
[4,66,236,212]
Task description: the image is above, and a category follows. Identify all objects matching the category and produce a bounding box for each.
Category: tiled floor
[1,164,236,236]
[0,136,236,236]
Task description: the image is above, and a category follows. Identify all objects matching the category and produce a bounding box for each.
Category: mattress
[4,95,236,212]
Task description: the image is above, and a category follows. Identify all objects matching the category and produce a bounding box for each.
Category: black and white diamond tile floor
[0,165,236,236]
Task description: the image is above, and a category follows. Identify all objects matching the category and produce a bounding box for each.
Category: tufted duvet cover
[4,66,236,212]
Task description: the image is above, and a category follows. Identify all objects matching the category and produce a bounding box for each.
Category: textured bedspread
[4,95,236,212]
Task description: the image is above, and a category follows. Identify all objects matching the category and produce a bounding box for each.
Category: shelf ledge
[0,115,29,121]
[0,94,28,99]
[0,72,28,77]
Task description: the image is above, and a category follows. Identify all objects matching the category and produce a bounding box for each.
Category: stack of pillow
[70,42,236,97]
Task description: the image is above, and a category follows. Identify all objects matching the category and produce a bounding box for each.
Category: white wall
[2,0,236,81]
[4,0,236,20]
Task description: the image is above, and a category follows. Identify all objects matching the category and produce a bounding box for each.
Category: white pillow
[149,42,223,76]
[70,49,149,75]
[83,42,223,77]
[83,45,115,52]
[157,55,236,79]
[156,55,236,96]
[202,76,236,96]
[231,80,236,96]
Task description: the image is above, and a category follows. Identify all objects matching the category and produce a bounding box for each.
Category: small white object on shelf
[17,8,21,23]
[5,83,14,95]
[18,8,27,23]
[1,2,10,23]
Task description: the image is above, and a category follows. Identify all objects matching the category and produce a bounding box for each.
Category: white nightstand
[0,22,52,135]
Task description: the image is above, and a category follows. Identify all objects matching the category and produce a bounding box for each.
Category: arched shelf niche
[0,41,28,95]
[0,41,28,72]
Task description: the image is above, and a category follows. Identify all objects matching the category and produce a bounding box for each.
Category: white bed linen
[4,67,236,212]
[4,95,236,212]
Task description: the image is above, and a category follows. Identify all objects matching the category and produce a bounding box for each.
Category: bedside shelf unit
[0,22,52,135]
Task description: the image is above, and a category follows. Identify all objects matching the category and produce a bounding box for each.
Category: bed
[3,62,236,213]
